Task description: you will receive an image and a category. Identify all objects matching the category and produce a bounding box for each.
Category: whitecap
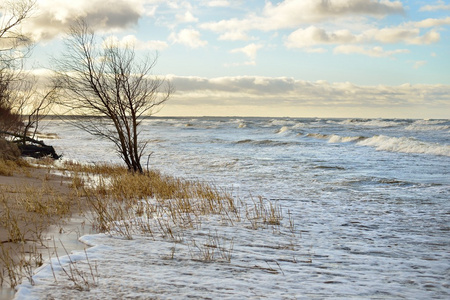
[405,124,450,132]
[357,135,450,156]
[306,133,329,139]
[276,126,290,134]
[328,134,365,143]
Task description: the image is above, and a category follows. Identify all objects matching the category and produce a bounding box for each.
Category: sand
[0,165,95,299]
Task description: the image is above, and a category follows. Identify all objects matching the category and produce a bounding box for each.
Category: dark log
[0,130,61,159]
[18,144,61,159]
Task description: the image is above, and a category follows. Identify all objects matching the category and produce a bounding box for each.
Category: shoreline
[0,163,95,299]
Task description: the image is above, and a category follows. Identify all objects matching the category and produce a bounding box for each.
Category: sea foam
[357,135,450,156]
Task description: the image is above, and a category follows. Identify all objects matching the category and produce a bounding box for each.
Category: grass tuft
[1,160,296,290]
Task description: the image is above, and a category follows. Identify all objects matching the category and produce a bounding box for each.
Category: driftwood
[0,130,61,159]
[18,144,60,159]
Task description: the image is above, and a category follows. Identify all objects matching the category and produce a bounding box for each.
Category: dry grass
[50,241,98,292]
[58,161,290,240]
[0,159,30,177]
[1,159,294,289]
[0,162,86,288]
[58,162,241,241]
[189,231,234,262]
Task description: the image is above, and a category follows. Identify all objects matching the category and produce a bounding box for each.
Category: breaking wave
[357,135,450,157]
[306,132,450,156]
[306,133,365,143]
[339,119,405,127]
[306,133,329,140]
[405,124,450,131]
[405,119,450,132]
[328,135,366,143]
[276,126,290,134]
[236,139,296,146]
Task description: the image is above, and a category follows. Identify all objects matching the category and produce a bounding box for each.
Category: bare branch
[54,19,172,172]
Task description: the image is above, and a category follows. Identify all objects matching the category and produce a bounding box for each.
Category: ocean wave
[292,122,308,129]
[338,176,437,188]
[328,134,365,143]
[306,132,450,156]
[405,124,450,131]
[412,119,448,126]
[404,119,449,131]
[306,133,365,143]
[339,119,404,127]
[236,139,295,146]
[356,135,450,157]
[306,133,329,139]
[269,119,296,126]
[276,126,290,134]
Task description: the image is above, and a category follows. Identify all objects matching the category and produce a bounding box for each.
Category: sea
[13,117,450,299]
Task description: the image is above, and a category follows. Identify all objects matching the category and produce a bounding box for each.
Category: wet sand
[0,166,95,299]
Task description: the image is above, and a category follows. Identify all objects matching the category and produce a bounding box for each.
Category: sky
[6,0,450,118]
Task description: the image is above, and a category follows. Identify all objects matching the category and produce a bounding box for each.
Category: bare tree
[0,0,34,64]
[10,75,59,142]
[55,20,172,172]
[0,71,21,134]
[0,0,35,135]
[0,0,61,159]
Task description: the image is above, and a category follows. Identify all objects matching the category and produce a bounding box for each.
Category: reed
[55,162,242,241]
[189,231,234,262]
[50,241,98,292]
[245,196,283,229]
[1,159,295,291]
[0,240,45,288]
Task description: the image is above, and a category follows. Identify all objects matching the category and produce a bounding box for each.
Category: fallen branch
[0,130,61,159]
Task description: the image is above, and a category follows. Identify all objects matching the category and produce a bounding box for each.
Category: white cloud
[262,0,403,26]
[285,26,357,48]
[201,0,404,35]
[105,35,168,51]
[176,11,198,23]
[23,0,148,41]
[365,27,440,45]
[200,0,447,56]
[143,5,158,17]
[231,43,263,60]
[333,45,409,57]
[285,25,441,51]
[304,47,328,53]
[163,75,450,118]
[420,1,450,12]
[413,61,427,69]
[25,71,450,118]
[206,0,230,7]
[169,28,208,48]
[415,17,450,28]
[218,31,250,41]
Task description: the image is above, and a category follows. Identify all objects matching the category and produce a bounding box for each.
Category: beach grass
[1,158,291,291]
[0,159,86,289]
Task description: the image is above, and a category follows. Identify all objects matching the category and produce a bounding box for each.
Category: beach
[0,163,95,300]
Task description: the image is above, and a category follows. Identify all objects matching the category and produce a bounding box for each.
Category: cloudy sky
[13,0,450,118]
